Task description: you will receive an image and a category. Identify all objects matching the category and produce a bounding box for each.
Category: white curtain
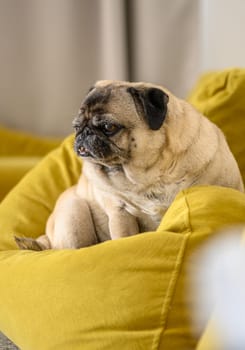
[0,0,103,136]
[200,0,245,71]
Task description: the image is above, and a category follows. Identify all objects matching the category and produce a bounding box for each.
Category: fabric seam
[151,231,191,350]
[151,190,193,350]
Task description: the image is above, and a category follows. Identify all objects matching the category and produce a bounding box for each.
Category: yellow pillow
[0,157,41,200]
[196,316,223,350]
[188,68,245,185]
[0,131,244,349]
[0,125,61,156]
[0,126,62,200]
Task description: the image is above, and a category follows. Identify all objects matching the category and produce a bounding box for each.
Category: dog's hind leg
[15,186,98,250]
[44,187,98,249]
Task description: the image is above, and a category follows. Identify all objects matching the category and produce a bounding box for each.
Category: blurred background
[0,0,245,137]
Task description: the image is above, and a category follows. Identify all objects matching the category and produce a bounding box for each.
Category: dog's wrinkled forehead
[80,81,133,114]
[80,82,122,112]
[80,88,110,112]
[80,86,111,112]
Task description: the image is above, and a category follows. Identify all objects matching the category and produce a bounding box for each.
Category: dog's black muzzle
[74,127,111,159]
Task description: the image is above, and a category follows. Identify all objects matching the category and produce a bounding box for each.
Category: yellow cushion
[188,67,245,185]
[0,132,244,349]
[0,126,61,156]
[196,316,223,350]
[0,126,62,200]
[0,157,42,200]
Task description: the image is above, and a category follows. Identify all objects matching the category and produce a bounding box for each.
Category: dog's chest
[88,163,178,221]
[120,184,174,221]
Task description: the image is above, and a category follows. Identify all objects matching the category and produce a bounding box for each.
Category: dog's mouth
[76,143,129,169]
[78,146,92,158]
[76,140,111,160]
[74,131,129,166]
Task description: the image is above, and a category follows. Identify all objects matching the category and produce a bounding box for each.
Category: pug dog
[15,80,244,250]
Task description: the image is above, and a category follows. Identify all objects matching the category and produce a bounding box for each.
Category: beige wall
[130,0,200,98]
[0,0,102,136]
[200,0,245,71]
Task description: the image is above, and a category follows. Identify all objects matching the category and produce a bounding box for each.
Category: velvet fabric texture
[0,181,244,349]
[0,126,61,200]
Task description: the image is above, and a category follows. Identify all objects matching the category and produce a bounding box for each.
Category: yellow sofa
[0,127,61,200]
[0,68,245,349]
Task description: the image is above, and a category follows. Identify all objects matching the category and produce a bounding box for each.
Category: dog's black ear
[127,87,169,130]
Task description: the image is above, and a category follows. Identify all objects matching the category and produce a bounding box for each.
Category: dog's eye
[73,125,81,132]
[101,123,121,136]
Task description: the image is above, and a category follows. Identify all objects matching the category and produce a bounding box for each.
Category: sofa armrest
[0,157,41,201]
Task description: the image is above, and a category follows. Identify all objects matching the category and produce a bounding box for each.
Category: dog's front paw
[14,236,45,251]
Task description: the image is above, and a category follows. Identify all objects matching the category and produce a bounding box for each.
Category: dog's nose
[83,126,93,137]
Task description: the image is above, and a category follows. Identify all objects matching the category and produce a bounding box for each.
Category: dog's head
[73,80,169,167]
